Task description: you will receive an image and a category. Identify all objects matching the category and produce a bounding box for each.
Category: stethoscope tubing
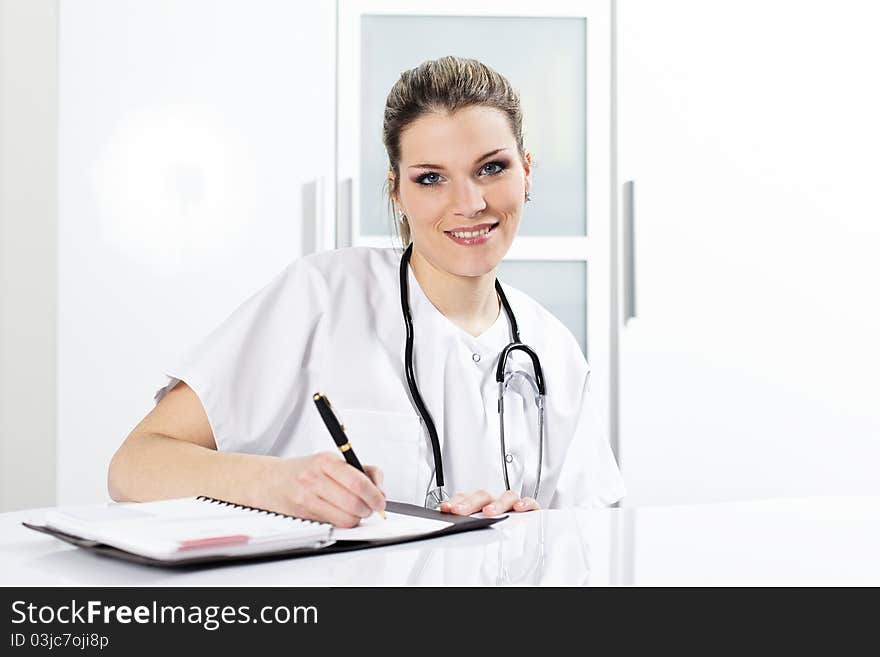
[399,244,446,487]
[399,243,545,500]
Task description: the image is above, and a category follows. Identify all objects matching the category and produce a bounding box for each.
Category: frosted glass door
[358,15,587,238]
[338,1,613,443]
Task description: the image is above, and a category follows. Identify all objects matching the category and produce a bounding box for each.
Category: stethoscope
[398,243,547,509]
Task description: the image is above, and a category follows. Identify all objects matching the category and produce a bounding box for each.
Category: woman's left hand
[439,489,541,517]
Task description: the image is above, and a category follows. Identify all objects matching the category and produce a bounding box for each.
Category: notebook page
[332,511,451,541]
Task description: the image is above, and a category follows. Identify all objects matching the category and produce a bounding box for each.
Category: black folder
[22,501,505,569]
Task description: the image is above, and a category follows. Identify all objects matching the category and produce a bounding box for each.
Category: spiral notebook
[35,497,335,562]
[24,496,503,567]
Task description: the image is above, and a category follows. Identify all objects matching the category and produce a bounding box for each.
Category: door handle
[623,180,637,323]
[301,177,325,255]
[337,177,353,248]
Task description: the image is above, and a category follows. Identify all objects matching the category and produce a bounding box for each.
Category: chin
[441,244,507,278]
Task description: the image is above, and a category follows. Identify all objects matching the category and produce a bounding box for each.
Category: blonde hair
[382,56,525,246]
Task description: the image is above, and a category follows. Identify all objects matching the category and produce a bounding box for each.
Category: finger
[313,474,373,519]
[298,494,361,529]
[364,465,385,495]
[323,459,386,513]
[451,490,494,515]
[513,497,541,512]
[438,493,467,513]
[483,490,519,516]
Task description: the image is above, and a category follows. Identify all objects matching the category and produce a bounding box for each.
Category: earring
[525,191,532,203]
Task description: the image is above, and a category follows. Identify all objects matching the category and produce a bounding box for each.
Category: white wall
[0,0,57,512]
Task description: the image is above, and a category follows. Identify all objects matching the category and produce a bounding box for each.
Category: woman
[108,56,624,528]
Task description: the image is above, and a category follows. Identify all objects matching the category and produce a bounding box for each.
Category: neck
[409,248,500,337]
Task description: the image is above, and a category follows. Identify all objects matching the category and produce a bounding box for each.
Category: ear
[522,150,532,191]
[388,171,400,209]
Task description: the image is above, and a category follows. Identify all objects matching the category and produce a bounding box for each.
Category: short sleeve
[152,258,329,455]
[549,369,626,508]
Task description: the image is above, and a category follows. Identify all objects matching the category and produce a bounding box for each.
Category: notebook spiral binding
[195,495,325,527]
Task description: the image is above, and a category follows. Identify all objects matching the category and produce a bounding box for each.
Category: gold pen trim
[338,442,351,453]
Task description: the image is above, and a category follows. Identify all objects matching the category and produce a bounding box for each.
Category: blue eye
[481,161,507,176]
[416,172,442,186]
[415,161,507,186]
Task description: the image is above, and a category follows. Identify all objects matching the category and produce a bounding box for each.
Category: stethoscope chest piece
[424,486,449,510]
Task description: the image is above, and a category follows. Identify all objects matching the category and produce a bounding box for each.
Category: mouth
[444,222,499,246]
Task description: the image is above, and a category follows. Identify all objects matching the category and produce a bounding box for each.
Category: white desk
[2,496,879,586]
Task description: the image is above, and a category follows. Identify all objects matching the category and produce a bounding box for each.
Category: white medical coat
[153,247,625,508]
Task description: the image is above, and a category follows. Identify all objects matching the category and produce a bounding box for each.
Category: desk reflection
[303,510,607,586]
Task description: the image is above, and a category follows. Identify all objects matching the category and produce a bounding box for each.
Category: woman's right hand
[261,452,386,528]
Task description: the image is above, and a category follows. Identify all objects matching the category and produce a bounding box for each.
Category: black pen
[312,392,386,519]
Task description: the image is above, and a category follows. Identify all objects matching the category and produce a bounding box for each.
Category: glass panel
[360,15,587,238]
[496,260,587,357]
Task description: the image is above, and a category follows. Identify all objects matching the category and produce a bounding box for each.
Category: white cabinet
[616,0,880,505]
[57,0,335,503]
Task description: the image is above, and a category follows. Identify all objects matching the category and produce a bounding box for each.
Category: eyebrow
[408,148,509,170]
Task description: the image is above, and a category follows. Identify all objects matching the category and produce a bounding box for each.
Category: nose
[450,178,487,218]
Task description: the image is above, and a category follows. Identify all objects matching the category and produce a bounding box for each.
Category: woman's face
[392,105,530,278]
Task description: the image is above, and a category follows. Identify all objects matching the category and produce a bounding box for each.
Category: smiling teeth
[450,226,491,239]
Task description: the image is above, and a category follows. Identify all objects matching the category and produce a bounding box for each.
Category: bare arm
[107,381,386,526]
[107,382,275,509]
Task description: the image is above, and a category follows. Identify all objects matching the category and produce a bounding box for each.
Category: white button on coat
[153,247,625,508]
